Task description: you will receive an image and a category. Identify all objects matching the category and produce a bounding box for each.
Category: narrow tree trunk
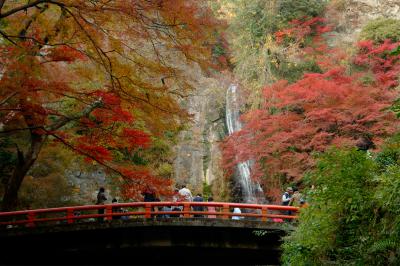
[1,133,45,211]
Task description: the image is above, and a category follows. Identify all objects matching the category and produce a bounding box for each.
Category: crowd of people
[281,186,308,208]
[94,184,307,222]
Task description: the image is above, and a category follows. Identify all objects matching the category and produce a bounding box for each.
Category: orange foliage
[0,0,222,206]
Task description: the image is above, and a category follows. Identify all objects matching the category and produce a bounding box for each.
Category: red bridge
[0,202,299,265]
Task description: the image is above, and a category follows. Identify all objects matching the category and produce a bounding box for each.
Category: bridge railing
[0,202,299,228]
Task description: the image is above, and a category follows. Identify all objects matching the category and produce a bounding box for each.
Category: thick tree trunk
[1,133,45,211]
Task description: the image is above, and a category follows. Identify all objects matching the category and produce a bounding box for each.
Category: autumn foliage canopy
[0,0,221,210]
[222,17,400,200]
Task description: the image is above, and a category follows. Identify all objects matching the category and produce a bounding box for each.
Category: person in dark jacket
[142,186,156,202]
[192,194,204,218]
[111,198,123,220]
[96,187,107,222]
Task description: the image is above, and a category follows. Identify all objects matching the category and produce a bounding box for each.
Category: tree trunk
[1,133,45,211]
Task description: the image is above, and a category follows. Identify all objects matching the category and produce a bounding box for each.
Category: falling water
[226,84,262,203]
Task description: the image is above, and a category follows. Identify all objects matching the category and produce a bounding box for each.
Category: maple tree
[222,17,400,201]
[0,0,221,210]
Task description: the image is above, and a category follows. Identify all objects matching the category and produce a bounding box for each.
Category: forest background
[1,0,400,263]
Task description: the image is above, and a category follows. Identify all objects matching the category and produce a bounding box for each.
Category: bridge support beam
[0,219,291,265]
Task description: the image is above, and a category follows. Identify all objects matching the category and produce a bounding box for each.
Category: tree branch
[0,126,44,134]
[0,29,18,46]
[48,99,103,131]
[0,0,64,19]
[0,91,18,106]
[0,0,6,14]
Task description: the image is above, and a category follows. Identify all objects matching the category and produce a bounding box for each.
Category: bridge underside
[1,219,290,265]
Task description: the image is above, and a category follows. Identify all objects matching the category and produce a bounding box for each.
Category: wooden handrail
[0,202,300,228]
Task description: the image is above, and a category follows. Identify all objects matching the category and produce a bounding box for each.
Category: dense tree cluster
[217,2,400,264]
[0,0,221,210]
[282,137,400,265]
[222,16,400,200]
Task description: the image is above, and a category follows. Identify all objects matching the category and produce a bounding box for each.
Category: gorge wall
[327,0,400,46]
[173,69,230,199]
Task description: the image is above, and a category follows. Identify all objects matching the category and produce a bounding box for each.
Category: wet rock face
[326,0,400,46]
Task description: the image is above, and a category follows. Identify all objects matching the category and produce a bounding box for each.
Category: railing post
[261,206,268,222]
[106,205,112,221]
[27,212,36,227]
[145,203,151,218]
[67,209,74,224]
[183,203,190,218]
[222,204,229,219]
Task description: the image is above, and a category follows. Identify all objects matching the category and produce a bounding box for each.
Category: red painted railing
[0,202,299,228]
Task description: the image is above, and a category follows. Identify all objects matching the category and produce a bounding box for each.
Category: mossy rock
[360,18,400,43]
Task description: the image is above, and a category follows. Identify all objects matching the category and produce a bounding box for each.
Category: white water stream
[225,84,263,203]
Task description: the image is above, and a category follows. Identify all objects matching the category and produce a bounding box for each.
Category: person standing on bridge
[192,193,204,217]
[178,184,193,202]
[281,187,294,219]
[171,188,182,217]
[232,207,243,220]
[111,198,123,220]
[142,185,156,202]
[96,187,107,222]
[289,187,302,207]
[282,187,293,206]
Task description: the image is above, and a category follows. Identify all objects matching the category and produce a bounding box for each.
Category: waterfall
[226,84,263,203]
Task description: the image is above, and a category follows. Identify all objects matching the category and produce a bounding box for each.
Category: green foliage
[19,175,76,209]
[360,18,400,43]
[375,135,400,169]
[203,181,212,199]
[157,163,173,178]
[212,42,226,57]
[0,138,16,186]
[226,0,327,108]
[271,59,323,83]
[391,98,400,118]
[277,0,327,24]
[282,136,400,265]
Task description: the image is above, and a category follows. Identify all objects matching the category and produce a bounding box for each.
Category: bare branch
[48,99,103,131]
[0,29,18,46]
[0,0,64,19]
[0,126,44,134]
[0,91,18,106]
[0,0,6,14]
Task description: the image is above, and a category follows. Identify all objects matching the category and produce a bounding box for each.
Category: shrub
[360,18,400,43]
[282,135,400,265]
